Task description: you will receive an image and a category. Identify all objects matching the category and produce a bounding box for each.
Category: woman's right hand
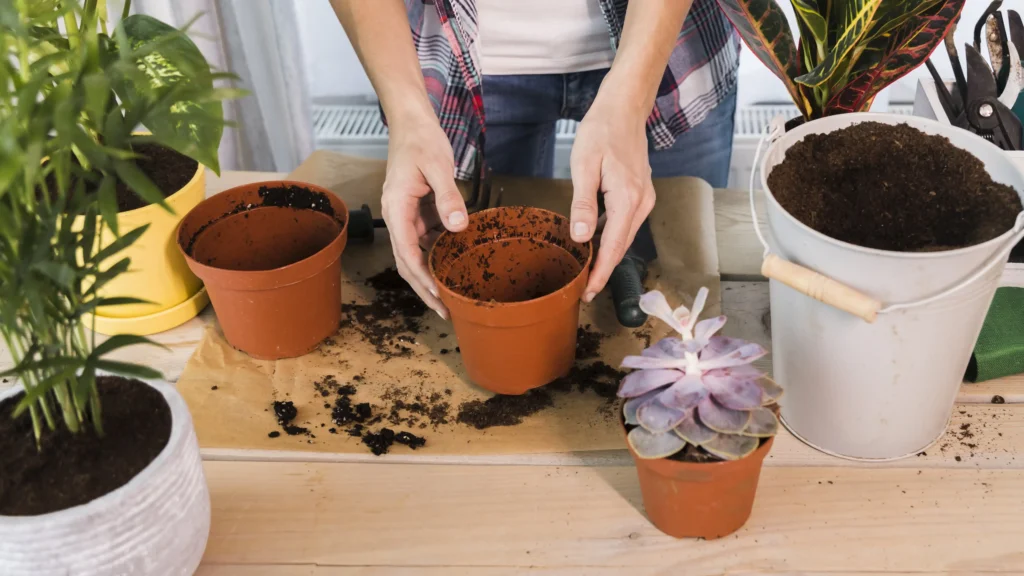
[381,114,468,320]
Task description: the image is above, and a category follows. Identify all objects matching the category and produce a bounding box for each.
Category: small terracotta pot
[430,206,592,395]
[176,181,348,360]
[625,420,774,539]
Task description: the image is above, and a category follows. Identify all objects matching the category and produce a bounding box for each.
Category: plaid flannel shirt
[403,0,740,179]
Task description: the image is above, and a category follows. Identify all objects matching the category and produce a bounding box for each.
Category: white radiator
[312,103,914,188]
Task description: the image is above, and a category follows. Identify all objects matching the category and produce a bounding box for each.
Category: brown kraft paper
[175,151,722,460]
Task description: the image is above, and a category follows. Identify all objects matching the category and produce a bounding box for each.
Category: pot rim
[0,376,190,524]
[620,410,775,471]
[428,205,593,310]
[176,180,350,290]
[760,112,1024,260]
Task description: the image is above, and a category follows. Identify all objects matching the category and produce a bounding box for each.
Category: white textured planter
[761,113,1024,461]
[0,379,210,575]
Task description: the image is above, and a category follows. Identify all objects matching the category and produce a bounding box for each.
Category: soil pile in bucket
[768,122,1022,252]
[0,376,171,516]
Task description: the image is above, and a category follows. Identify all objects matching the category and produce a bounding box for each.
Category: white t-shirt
[477,0,616,75]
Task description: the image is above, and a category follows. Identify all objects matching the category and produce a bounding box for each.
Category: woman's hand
[569,94,656,303]
[381,114,468,320]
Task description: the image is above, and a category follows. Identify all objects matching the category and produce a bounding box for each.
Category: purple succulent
[618,288,783,461]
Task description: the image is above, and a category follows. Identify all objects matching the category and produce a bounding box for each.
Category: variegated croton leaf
[824,0,967,114]
[716,0,810,117]
[796,0,884,89]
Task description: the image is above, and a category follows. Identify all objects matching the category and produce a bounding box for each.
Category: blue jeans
[481,69,736,187]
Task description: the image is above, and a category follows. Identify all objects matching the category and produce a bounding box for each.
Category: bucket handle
[749,119,1024,324]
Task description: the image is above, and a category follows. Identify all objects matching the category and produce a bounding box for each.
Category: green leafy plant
[717,0,967,118]
[0,0,238,444]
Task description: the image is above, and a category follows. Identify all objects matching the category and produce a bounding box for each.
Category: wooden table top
[4,168,1024,575]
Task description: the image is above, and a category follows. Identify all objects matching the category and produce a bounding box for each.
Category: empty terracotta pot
[176,181,348,360]
[624,418,774,539]
[430,206,592,394]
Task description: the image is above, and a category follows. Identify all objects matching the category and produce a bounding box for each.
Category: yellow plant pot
[84,163,209,336]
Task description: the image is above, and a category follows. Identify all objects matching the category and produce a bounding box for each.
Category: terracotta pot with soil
[430,206,592,394]
[626,428,774,539]
[71,144,209,336]
[757,114,1024,460]
[0,377,210,574]
[616,287,782,539]
[177,181,349,360]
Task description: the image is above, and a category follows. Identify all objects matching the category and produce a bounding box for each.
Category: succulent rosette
[618,288,783,461]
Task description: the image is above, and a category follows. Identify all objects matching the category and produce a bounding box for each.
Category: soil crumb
[272,400,309,436]
[992,395,1006,404]
[342,267,428,359]
[768,122,1021,252]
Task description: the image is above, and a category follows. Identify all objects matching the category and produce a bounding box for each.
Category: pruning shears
[926,4,1023,151]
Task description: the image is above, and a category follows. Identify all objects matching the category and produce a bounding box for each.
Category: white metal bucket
[757,113,1024,461]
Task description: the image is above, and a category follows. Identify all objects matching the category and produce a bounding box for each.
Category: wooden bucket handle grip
[761,254,882,323]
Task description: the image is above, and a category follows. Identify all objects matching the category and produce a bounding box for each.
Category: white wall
[297,2,997,107]
[294,0,373,100]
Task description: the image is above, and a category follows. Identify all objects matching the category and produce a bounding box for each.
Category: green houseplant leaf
[118,14,224,174]
[717,0,811,117]
[824,0,967,114]
[0,1,234,446]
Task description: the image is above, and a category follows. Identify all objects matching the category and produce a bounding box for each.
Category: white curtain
[123,0,313,172]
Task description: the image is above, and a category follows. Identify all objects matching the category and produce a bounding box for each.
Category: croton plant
[618,289,783,461]
[717,0,967,118]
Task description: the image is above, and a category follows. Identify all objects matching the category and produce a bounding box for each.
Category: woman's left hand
[569,92,656,303]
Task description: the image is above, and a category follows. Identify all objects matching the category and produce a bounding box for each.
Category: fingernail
[430,287,439,299]
[573,222,589,238]
[584,292,596,303]
[436,309,448,321]
[448,212,466,227]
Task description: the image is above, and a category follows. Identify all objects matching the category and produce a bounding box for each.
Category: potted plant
[176,181,351,360]
[429,206,592,394]
[0,2,225,572]
[617,288,782,539]
[717,0,1024,460]
[82,2,233,337]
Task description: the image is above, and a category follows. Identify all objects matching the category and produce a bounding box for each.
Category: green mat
[966,287,1024,382]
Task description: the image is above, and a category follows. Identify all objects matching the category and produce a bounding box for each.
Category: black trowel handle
[608,255,648,328]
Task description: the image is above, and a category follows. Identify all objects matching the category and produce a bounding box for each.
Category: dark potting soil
[456,388,555,429]
[342,267,428,360]
[768,122,1022,252]
[258,185,335,216]
[308,374,429,456]
[0,376,171,516]
[184,184,343,256]
[575,324,604,361]
[44,144,198,213]
[272,400,309,436]
[115,144,197,212]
